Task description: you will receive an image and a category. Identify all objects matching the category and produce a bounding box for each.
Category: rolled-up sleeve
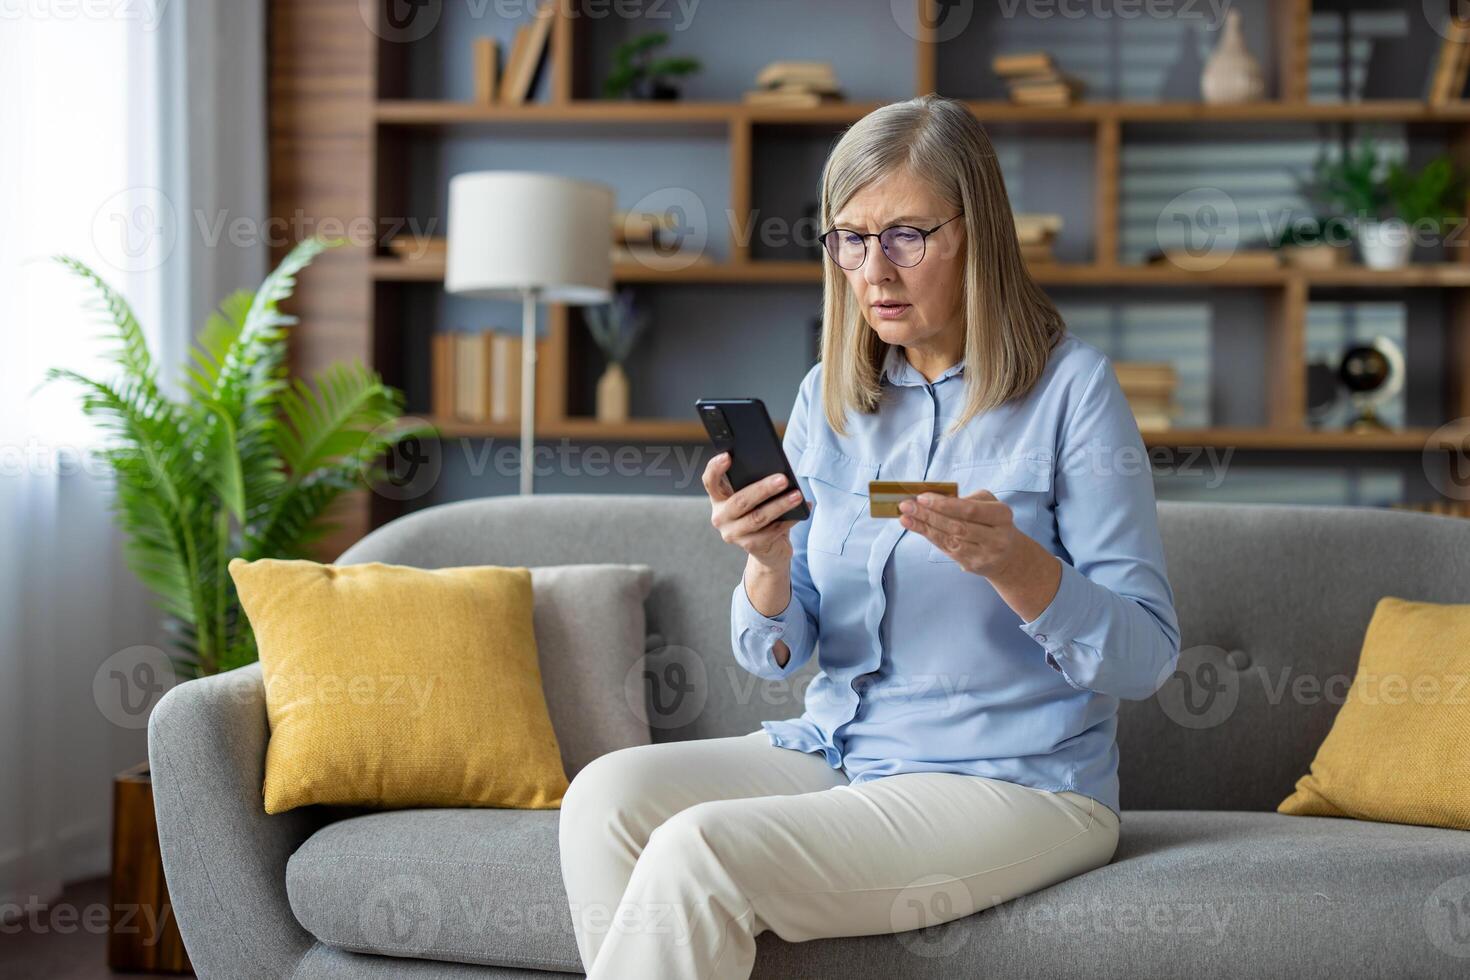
[1017,356,1182,701]
[729,370,821,681]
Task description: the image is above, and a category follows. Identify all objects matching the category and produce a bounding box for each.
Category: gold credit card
[868,480,958,517]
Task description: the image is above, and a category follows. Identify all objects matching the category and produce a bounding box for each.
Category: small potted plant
[1298,137,1467,269]
[583,288,650,422]
[602,31,701,100]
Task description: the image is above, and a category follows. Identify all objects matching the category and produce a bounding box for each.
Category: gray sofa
[149,494,1470,979]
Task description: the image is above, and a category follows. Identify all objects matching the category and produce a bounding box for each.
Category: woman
[558,93,1181,979]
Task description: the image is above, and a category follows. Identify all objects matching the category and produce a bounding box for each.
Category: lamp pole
[520,285,540,496]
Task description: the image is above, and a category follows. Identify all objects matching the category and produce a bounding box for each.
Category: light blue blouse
[729,334,1181,824]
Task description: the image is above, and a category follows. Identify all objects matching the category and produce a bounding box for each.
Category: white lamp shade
[445,171,614,304]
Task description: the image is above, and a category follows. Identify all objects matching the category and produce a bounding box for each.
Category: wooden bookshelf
[271,0,1470,543]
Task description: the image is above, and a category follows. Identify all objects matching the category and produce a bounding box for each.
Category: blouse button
[1036,633,1049,643]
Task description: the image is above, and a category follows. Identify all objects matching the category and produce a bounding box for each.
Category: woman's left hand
[899,490,1063,622]
[898,490,1025,578]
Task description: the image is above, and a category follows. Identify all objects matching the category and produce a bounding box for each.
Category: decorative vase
[1201,8,1265,104]
[1356,219,1414,269]
[596,362,629,423]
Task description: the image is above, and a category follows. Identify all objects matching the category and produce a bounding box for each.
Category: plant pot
[1280,242,1352,270]
[1356,219,1414,269]
[596,362,630,423]
[110,763,191,973]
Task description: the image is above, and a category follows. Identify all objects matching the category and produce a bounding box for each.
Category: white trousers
[558,729,1120,979]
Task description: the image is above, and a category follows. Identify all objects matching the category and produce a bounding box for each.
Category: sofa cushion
[287,807,1470,976]
[287,808,581,972]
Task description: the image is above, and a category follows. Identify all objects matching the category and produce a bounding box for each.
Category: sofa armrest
[148,662,333,980]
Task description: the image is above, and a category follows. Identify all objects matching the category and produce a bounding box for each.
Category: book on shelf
[1014,212,1062,246]
[742,87,844,107]
[1427,14,1470,104]
[387,235,447,263]
[1007,76,1085,106]
[1156,247,1281,272]
[746,60,844,106]
[499,0,555,105]
[1115,361,1177,430]
[611,242,715,268]
[755,60,837,89]
[613,210,678,245]
[432,333,456,420]
[992,52,1055,77]
[474,37,499,104]
[1019,241,1056,264]
[490,333,524,423]
[452,333,493,422]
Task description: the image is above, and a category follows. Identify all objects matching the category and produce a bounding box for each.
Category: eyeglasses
[819,213,963,270]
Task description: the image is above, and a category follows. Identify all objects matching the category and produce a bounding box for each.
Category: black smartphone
[695,398,810,522]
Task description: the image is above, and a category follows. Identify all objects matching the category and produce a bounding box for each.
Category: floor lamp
[445,172,614,495]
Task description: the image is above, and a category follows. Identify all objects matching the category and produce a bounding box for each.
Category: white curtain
[0,0,266,909]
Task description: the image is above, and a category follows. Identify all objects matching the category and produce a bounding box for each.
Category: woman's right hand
[703,452,809,569]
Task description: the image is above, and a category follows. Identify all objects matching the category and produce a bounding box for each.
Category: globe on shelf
[1337,336,1404,432]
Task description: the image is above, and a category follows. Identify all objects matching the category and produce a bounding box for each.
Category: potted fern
[48,238,420,972]
[49,237,419,678]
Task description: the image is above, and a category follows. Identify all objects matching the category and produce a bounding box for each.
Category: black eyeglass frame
[819,212,964,270]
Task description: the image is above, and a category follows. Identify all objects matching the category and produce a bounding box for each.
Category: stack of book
[1114,362,1177,431]
[497,0,555,105]
[432,331,538,424]
[743,61,844,108]
[1151,247,1281,272]
[992,52,1084,107]
[1428,13,1470,104]
[387,235,447,265]
[1014,213,1061,264]
[610,209,713,269]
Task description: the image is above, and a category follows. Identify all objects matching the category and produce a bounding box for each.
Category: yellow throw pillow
[229,558,569,815]
[1277,596,1470,831]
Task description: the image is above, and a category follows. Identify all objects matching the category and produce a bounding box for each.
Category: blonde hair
[816,94,1067,437]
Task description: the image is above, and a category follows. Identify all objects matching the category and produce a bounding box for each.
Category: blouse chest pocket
[795,446,880,556]
[925,453,1054,563]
